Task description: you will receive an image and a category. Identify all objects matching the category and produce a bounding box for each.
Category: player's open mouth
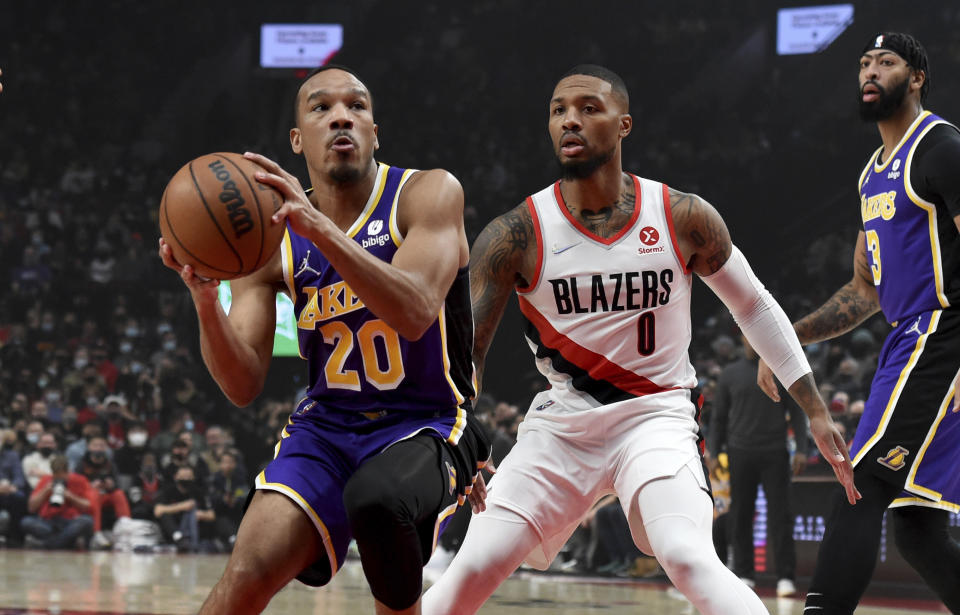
[331,136,356,152]
[560,134,585,156]
[861,83,881,103]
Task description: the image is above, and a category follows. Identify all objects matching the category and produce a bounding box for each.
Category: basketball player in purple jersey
[758,33,960,613]
[159,66,489,615]
[423,65,857,615]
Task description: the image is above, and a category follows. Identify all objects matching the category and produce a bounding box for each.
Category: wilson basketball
[159,152,285,280]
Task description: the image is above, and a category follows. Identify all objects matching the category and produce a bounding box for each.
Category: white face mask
[26,433,40,445]
[128,432,148,447]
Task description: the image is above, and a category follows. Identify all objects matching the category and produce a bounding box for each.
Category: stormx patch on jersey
[877,445,910,471]
[534,400,555,411]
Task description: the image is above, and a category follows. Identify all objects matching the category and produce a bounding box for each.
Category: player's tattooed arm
[792,231,880,345]
[668,188,733,276]
[471,202,534,392]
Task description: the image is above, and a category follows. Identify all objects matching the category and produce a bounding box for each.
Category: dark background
[1,0,959,593]
[6,0,959,403]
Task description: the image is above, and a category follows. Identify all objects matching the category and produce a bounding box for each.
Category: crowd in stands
[1,3,911,575]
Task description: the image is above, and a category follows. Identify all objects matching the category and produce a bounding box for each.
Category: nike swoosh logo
[552,241,582,254]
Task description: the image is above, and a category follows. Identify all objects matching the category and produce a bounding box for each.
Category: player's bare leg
[198,490,323,615]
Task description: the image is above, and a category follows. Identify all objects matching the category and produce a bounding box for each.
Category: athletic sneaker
[776,578,797,597]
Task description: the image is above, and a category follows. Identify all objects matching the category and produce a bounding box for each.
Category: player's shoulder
[402,167,462,194]
[485,200,534,239]
[916,119,960,153]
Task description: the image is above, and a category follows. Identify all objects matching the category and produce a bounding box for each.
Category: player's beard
[558,146,616,180]
[328,153,374,184]
[858,75,910,122]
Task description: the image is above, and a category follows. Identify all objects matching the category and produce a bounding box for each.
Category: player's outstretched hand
[158,238,219,301]
[757,358,780,402]
[809,414,861,505]
[244,151,326,241]
[467,459,497,514]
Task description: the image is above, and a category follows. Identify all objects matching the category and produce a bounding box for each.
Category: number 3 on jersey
[865,229,882,285]
[319,319,405,391]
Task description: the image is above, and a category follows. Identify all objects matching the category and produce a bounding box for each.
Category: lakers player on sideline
[757,33,960,614]
[159,65,489,615]
[422,64,858,615]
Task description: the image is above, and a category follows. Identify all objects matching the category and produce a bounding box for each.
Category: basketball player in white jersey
[421,65,859,615]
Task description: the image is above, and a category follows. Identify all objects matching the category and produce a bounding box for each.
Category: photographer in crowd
[20,454,94,549]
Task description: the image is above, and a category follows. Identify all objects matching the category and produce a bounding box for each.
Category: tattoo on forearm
[794,282,878,344]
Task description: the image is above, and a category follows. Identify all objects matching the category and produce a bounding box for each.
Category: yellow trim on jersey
[904,120,952,308]
[281,232,307,360]
[346,163,389,238]
[255,471,340,577]
[389,169,417,246]
[431,501,460,553]
[852,313,937,466]
[447,406,466,445]
[890,496,960,513]
[904,361,953,500]
[281,228,296,298]
[858,146,883,192]
[437,306,466,408]
[256,420,340,577]
[872,111,932,173]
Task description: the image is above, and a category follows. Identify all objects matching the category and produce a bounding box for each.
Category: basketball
[159,152,285,280]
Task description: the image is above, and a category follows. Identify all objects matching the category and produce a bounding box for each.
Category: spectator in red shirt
[79,435,131,547]
[21,455,94,549]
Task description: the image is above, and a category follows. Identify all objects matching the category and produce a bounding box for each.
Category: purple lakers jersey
[859,111,960,323]
[279,162,475,414]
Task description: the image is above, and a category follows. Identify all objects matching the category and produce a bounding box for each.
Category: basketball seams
[188,157,244,274]
[161,182,238,276]
[221,154,267,272]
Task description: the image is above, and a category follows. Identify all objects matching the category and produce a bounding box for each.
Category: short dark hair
[558,64,630,110]
[861,32,930,103]
[293,63,373,123]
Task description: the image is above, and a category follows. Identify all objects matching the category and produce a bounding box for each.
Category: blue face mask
[184,420,194,432]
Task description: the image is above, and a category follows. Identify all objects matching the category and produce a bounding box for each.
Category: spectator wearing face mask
[114,421,150,479]
[128,451,161,521]
[58,405,82,446]
[0,429,28,546]
[65,423,111,473]
[161,434,209,486]
[22,420,44,452]
[21,455,94,550]
[79,435,131,549]
[154,465,214,553]
[208,449,247,550]
[22,432,57,489]
[101,395,132,450]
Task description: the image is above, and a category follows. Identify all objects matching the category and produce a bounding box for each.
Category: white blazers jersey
[517,175,697,410]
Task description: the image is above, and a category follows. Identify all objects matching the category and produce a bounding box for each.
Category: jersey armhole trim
[516,196,544,294]
[389,168,418,246]
[280,227,296,298]
[662,183,691,275]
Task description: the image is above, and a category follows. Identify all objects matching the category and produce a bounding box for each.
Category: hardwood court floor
[0,549,949,614]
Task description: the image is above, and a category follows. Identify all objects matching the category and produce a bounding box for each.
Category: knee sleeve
[343,436,449,610]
